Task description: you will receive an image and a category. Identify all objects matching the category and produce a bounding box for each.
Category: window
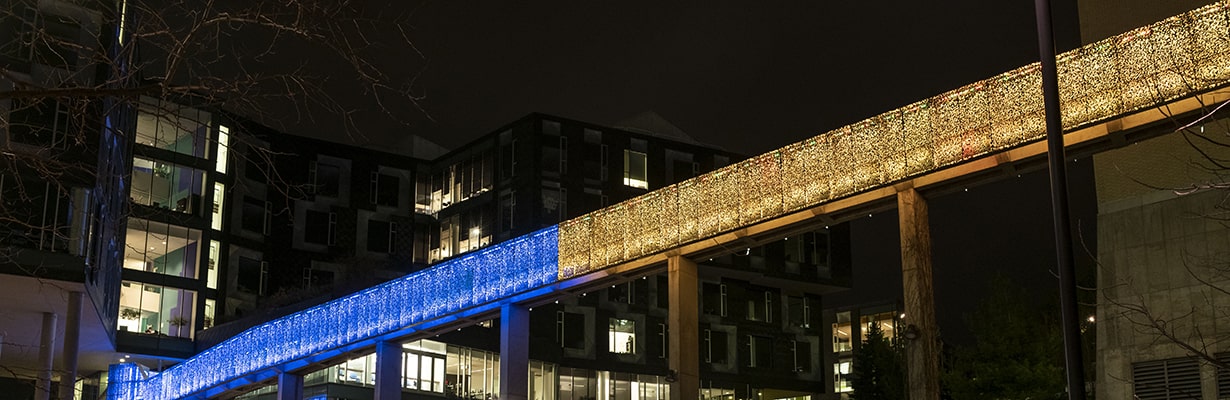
[498,191,515,233]
[788,296,811,328]
[136,97,211,158]
[1218,352,1230,398]
[0,174,79,254]
[236,257,267,295]
[117,281,196,339]
[609,282,634,304]
[203,299,215,330]
[623,150,648,189]
[215,125,230,173]
[702,283,727,317]
[743,335,772,368]
[211,183,225,230]
[704,329,728,364]
[500,130,516,179]
[241,197,269,234]
[1132,357,1201,400]
[834,359,853,393]
[130,157,206,214]
[206,240,220,289]
[311,162,341,196]
[32,12,83,68]
[833,311,852,352]
[861,311,898,342]
[792,340,811,372]
[557,311,586,350]
[122,218,201,279]
[367,219,394,253]
[371,172,401,207]
[304,210,336,245]
[747,291,773,322]
[608,318,635,354]
[657,323,667,359]
[7,98,72,148]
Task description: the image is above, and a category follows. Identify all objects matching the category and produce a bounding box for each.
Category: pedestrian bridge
[108,2,1230,399]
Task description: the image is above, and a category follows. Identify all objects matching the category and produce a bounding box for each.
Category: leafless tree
[0,0,427,394]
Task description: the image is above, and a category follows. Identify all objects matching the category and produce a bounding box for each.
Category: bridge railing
[558,1,1230,279]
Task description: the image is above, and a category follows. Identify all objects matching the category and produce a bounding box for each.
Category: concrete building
[1076,1,1230,399]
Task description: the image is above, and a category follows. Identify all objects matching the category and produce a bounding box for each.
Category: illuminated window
[609,318,636,354]
[623,150,648,189]
[117,281,196,339]
[833,311,852,352]
[123,218,201,279]
[206,240,220,289]
[130,157,206,214]
[860,311,898,342]
[211,183,225,230]
[215,125,229,173]
[834,359,852,392]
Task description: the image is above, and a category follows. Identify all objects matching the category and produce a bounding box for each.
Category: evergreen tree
[850,320,906,400]
[942,276,1066,400]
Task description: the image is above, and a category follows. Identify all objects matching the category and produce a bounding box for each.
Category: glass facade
[860,311,897,341]
[135,97,211,158]
[123,218,201,279]
[832,311,852,353]
[117,281,196,338]
[130,157,206,214]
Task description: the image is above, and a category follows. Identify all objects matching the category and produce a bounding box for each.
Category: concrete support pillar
[898,187,940,400]
[276,372,303,400]
[667,256,699,400]
[499,303,530,400]
[374,340,403,400]
[37,312,58,400]
[59,291,82,400]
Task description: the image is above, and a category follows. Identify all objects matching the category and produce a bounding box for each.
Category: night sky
[300,1,1093,343]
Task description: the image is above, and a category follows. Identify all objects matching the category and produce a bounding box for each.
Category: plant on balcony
[120,308,141,320]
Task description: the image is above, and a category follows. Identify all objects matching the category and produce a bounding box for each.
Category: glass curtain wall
[130,156,206,214]
[123,218,201,279]
[117,281,196,338]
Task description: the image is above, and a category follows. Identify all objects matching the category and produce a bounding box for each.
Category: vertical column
[37,312,58,400]
[667,256,699,400]
[898,187,940,400]
[500,303,530,400]
[276,372,303,400]
[374,340,403,400]
[59,292,83,400]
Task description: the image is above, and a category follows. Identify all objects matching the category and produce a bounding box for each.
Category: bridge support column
[667,255,699,400]
[37,312,57,400]
[898,187,940,400]
[374,340,403,400]
[60,291,82,400]
[499,303,530,400]
[276,372,303,400]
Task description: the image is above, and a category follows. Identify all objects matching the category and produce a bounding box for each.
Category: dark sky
[371,0,1080,155]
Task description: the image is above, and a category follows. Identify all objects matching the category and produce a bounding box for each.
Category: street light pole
[1032,1,1088,399]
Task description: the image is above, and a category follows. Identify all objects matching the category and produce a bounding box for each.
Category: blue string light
[125,226,559,400]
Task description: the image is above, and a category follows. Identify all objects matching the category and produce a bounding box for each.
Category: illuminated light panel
[557,1,1230,280]
[129,227,558,400]
[105,363,144,400]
